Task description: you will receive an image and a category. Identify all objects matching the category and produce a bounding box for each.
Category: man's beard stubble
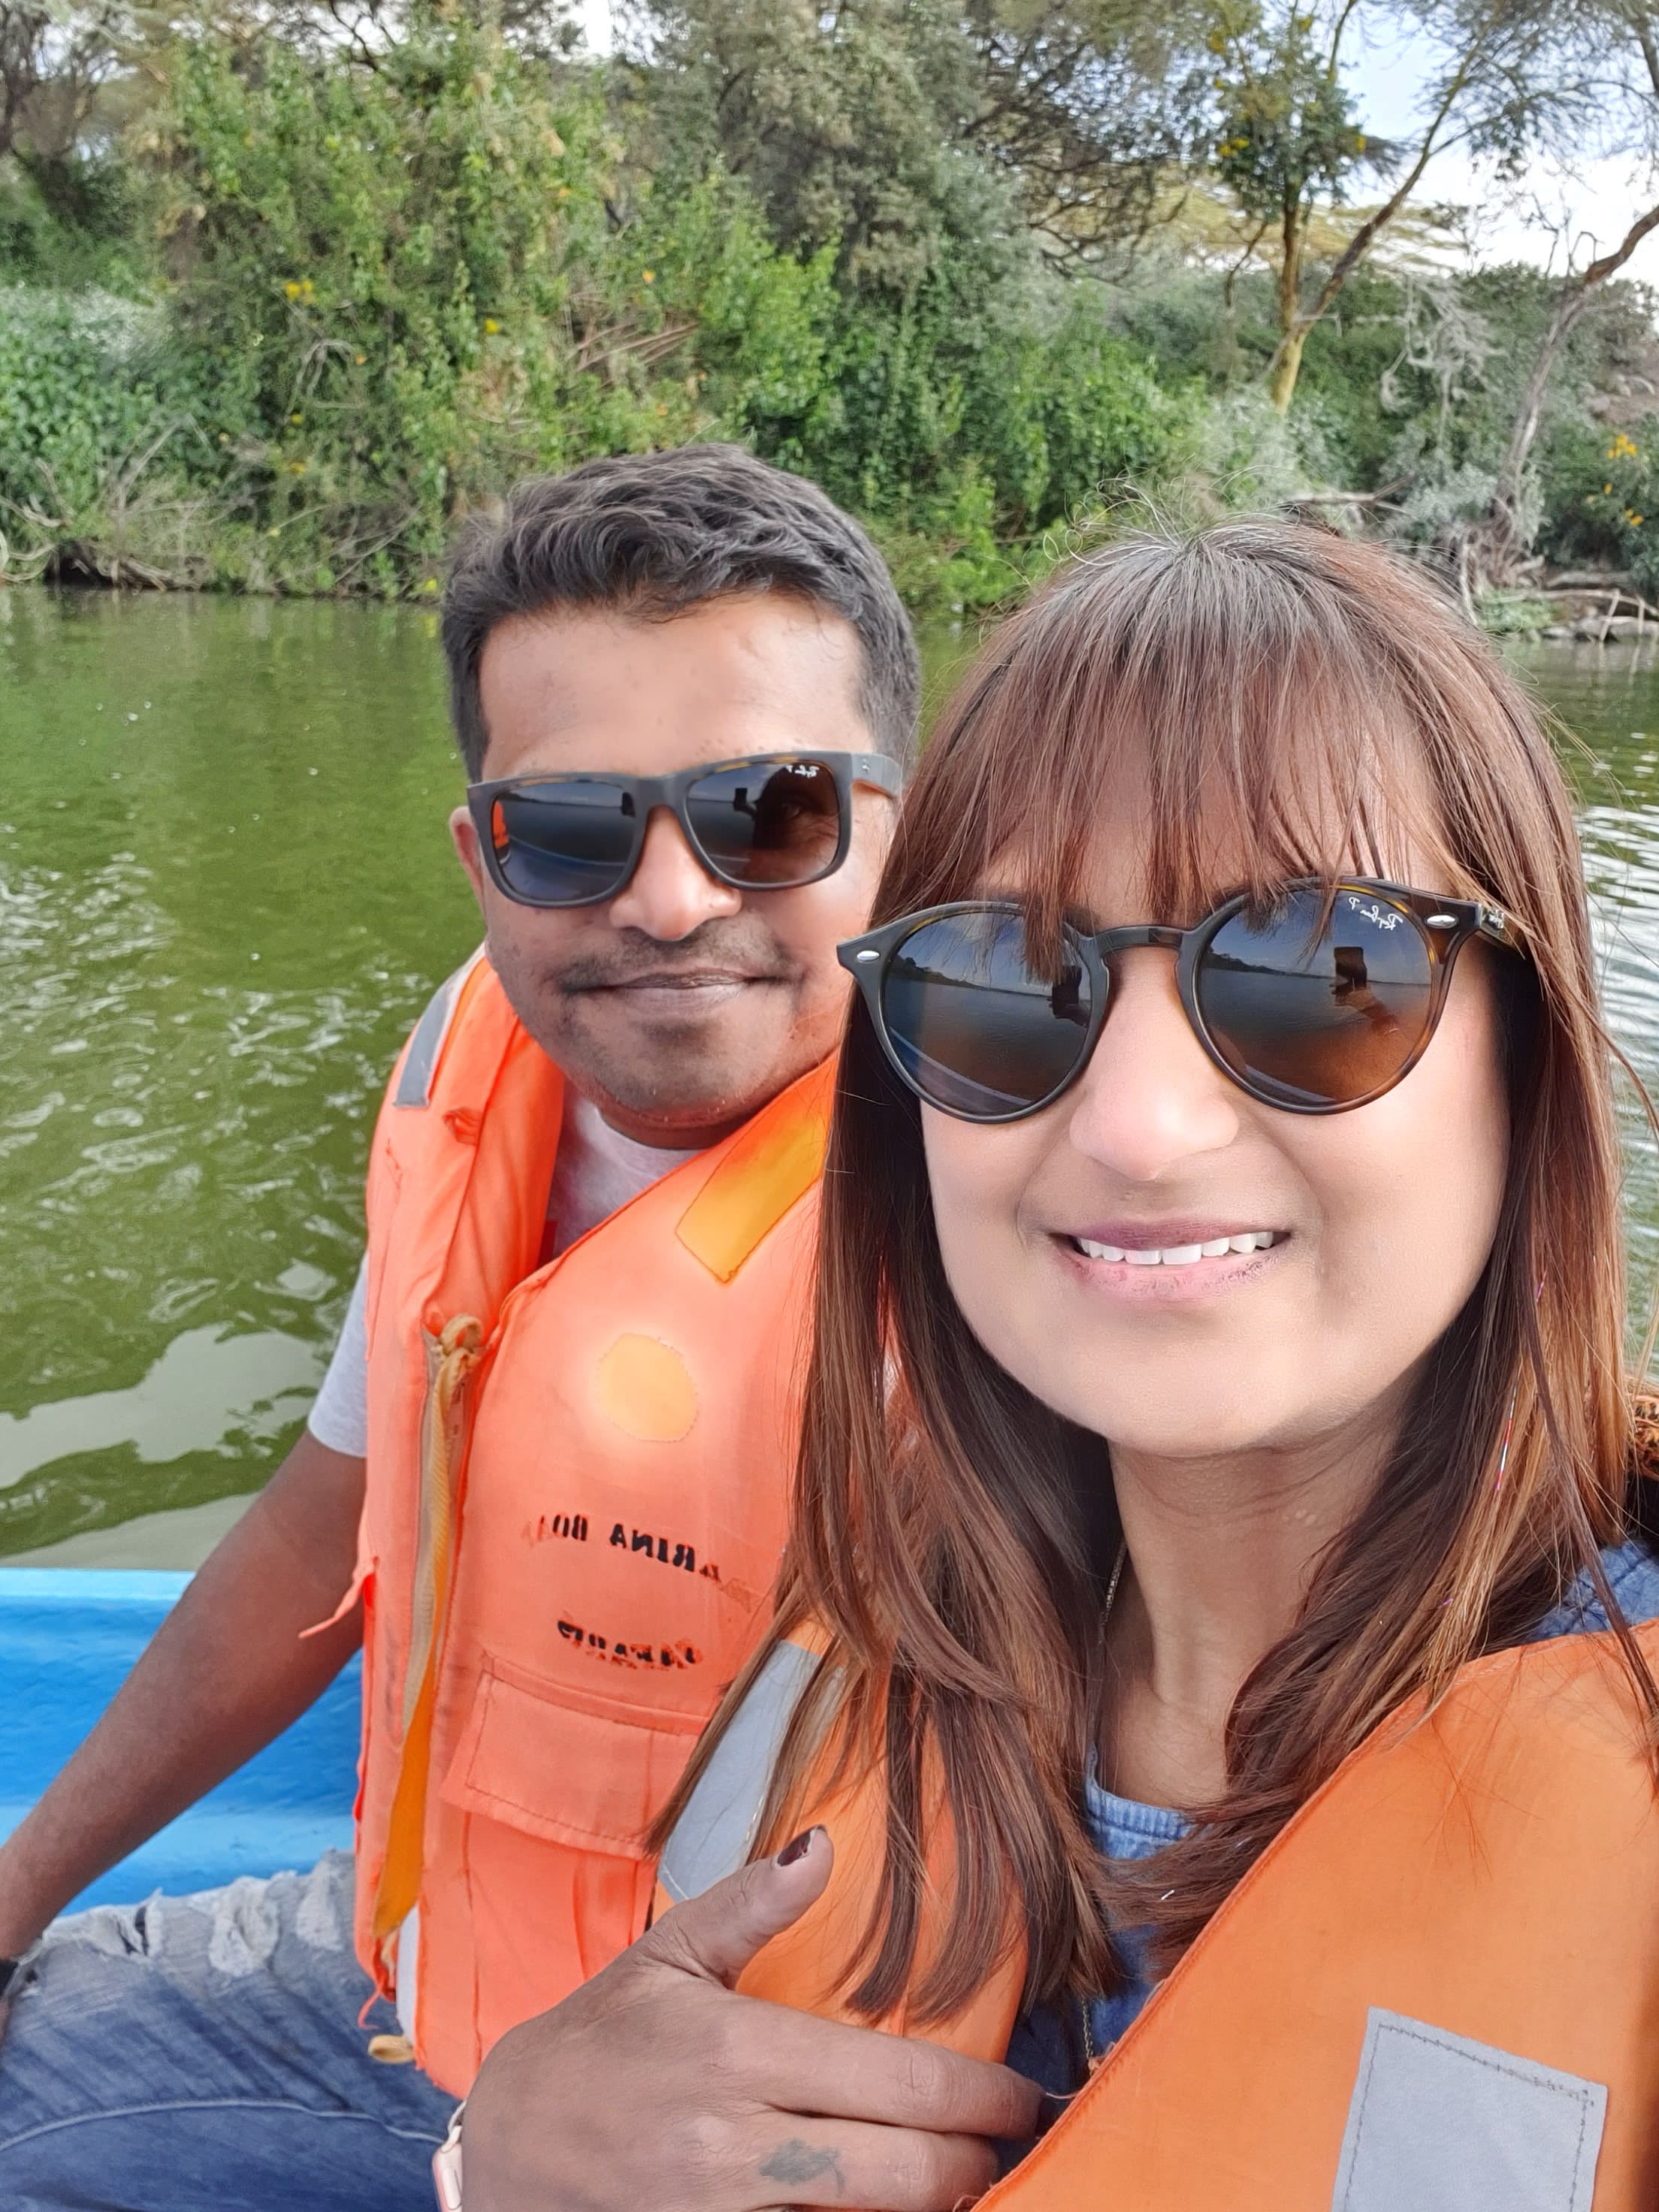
[489,916,807,1129]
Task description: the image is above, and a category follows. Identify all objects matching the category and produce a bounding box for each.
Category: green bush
[0,289,189,545]
[4,5,1649,612]
[1536,418,1659,598]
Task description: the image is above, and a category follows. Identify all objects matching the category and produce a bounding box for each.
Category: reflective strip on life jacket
[394,949,487,1110]
[657,1639,822,1905]
[1327,2007,1605,2210]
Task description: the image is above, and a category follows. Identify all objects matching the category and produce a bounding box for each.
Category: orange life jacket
[352,950,832,2093]
[658,1620,1659,2208]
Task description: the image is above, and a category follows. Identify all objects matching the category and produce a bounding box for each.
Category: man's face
[450,594,897,1148]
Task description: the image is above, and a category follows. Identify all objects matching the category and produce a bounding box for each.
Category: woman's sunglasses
[467,752,902,908]
[839,880,1518,1122]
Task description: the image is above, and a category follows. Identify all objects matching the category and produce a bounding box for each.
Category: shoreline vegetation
[5,2,1659,633]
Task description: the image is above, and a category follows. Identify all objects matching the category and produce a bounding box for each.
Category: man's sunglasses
[467,752,902,908]
[839,880,1518,1123]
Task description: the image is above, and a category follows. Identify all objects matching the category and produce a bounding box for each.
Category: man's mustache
[551,923,799,994]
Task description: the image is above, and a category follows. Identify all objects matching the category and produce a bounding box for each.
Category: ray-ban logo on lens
[1346,896,1402,930]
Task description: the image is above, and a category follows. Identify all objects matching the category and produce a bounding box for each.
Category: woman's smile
[1056,1223,1290,1301]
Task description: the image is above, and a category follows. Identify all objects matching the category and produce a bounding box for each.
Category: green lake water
[2,591,1658,1561]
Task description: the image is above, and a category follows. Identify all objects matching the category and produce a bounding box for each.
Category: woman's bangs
[898,539,1466,953]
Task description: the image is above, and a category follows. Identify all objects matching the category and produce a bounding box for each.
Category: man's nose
[1063,950,1240,1180]
[604,807,743,941]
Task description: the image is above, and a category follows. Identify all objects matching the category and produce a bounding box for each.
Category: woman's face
[922,759,1512,1466]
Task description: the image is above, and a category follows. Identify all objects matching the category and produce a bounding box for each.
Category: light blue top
[1003,1537,1659,2097]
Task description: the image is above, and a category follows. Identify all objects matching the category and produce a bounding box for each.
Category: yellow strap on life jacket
[675,1063,835,1283]
[373,1314,483,1943]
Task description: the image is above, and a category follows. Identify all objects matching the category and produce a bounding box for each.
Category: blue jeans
[0,1853,453,2211]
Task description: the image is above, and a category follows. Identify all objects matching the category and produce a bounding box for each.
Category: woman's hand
[462,1826,1041,2210]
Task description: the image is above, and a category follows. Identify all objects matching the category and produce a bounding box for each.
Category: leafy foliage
[0,0,1653,614]
[0,4,1208,608]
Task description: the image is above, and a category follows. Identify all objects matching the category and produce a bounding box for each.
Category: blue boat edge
[0,1567,359,1912]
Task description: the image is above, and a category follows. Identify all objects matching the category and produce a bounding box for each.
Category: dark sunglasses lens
[684,759,843,886]
[878,911,1093,1119]
[1197,887,1434,1108]
[489,783,636,905]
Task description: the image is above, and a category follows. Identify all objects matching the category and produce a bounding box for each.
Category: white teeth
[1074,1231,1280,1265]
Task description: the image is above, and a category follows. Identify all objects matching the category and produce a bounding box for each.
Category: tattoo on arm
[757,2139,847,2195]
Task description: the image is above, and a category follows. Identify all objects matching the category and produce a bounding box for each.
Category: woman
[462,518,1659,2211]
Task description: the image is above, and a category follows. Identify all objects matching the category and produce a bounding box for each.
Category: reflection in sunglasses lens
[685,760,842,885]
[493,782,638,904]
[881,911,1092,1118]
[1197,887,1434,1107]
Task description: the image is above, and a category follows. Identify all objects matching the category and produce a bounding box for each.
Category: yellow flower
[291,412,304,425]
[642,269,655,284]
[355,353,366,364]
[483,317,501,334]
[1606,483,1614,494]
[284,281,301,299]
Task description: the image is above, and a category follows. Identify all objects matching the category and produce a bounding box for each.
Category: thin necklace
[1101,1538,1129,1633]
[1080,1539,1131,2080]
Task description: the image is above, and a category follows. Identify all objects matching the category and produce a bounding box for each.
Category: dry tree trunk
[1477,200,1659,584]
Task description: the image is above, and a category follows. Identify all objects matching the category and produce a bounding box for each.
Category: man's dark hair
[441,445,920,779]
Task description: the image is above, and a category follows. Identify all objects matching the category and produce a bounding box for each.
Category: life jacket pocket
[440,1649,706,1860]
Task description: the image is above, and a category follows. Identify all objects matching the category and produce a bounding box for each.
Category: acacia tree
[0,0,131,163]
[958,0,1214,261]
[627,0,1216,289]
[1209,0,1595,413]
[1479,2,1659,568]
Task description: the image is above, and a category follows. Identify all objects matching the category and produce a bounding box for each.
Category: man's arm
[0,1428,367,1966]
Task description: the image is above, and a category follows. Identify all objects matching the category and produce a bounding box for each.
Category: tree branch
[1289,17,1492,341]
[1325,0,1364,80]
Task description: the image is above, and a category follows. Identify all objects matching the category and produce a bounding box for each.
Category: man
[0,446,912,2210]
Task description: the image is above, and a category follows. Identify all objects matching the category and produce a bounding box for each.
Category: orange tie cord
[373,1315,484,1943]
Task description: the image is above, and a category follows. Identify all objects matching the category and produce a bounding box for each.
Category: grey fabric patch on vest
[1331,2008,1606,2212]
[657,1640,820,1905]
[394,962,468,1109]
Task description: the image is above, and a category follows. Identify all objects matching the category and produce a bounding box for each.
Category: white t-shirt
[306,1092,706,1458]
[305,1092,706,2040]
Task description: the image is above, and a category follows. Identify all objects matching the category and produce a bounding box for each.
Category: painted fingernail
[775,1827,817,1867]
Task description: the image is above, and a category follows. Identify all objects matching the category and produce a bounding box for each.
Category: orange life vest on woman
[659,1619,1659,2207]
[351,950,833,2093]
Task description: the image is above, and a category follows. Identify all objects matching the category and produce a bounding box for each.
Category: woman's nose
[1063,949,1240,1179]
[605,806,743,940]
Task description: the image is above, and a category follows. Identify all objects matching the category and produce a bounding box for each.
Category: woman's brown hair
[663,516,1659,2026]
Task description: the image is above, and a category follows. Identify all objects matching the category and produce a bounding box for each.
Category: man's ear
[451,805,488,917]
